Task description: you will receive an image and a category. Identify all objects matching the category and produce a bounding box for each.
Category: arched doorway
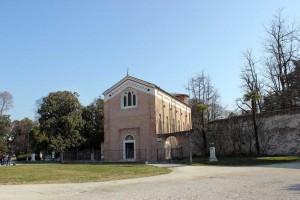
[123,135,135,160]
[164,136,181,160]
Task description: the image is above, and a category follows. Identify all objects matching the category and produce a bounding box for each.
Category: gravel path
[1,162,300,200]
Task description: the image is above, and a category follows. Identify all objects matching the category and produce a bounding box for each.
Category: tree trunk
[201,111,208,156]
[251,99,260,155]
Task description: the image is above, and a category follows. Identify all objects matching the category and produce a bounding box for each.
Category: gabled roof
[102,75,190,107]
[102,75,156,96]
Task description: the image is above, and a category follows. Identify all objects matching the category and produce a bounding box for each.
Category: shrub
[16,154,29,161]
[16,154,40,161]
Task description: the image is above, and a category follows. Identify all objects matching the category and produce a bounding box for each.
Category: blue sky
[1,1,300,121]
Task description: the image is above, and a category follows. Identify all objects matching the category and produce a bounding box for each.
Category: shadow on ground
[259,161,300,169]
[286,184,300,191]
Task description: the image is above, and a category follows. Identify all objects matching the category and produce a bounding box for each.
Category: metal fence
[164,147,183,159]
[102,149,148,162]
[62,147,184,163]
[62,149,101,163]
[102,147,184,162]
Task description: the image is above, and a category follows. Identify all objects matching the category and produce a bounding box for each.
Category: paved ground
[1,162,300,200]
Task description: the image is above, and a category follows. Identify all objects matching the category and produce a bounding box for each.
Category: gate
[163,147,183,160]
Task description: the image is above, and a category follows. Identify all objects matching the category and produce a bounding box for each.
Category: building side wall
[103,77,193,162]
[155,89,192,135]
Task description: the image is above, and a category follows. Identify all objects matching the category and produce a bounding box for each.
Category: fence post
[61,151,64,163]
[77,149,79,163]
[91,148,95,162]
[189,131,193,164]
[146,147,149,164]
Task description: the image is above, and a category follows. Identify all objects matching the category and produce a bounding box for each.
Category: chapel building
[102,75,192,162]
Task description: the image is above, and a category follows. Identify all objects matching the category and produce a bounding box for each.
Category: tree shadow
[286,184,300,191]
[258,161,300,169]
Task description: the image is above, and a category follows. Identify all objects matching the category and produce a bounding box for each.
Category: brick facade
[102,75,192,162]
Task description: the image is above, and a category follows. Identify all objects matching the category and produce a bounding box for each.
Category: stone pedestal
[91,154,95,161]
[31,153,36,161]
[209,147,218,162]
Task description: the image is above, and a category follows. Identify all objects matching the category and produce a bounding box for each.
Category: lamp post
[190,131,193,164]
[187,130,193,164]
[8,137,12,156]
[26,132,29,163]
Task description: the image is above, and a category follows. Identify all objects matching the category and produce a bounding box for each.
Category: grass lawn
[0,164,171,185]
[179,156,300,166]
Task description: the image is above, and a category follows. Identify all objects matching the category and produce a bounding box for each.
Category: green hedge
[16,154,40,161]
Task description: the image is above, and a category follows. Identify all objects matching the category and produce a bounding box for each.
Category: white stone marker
[91,154,95,161]
[31,153,36,161]
[209,147,218,162]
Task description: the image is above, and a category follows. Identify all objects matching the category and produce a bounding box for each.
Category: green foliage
[80,97,104,150]
[0,137,8,153]
[16,153,40,161]
[10,118,34,155]
[30,125,48,154]
[243,90,261,102]
[37,91,85,152]
[16,154,28,161]
[0,115,11,153]
[0,115,11,137]
[196,104,209,112]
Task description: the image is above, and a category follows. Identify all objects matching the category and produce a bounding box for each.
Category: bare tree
[207,121,226,155]
[0,91,13,115]
[237,49,263,155]
[227,116,244,155]
[239,50,263,112]
[263,9,300,109]
[256,119,273,155]
[243,121,255,155]
[187,71,223,155]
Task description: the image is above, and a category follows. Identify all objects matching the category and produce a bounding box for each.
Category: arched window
[133,94,136,105]
[123,95,127,107]
[158,114,162,134]
[172,118,175,132]
[128,92,132,106]
[122,90,137,108]
[125,135,134,140]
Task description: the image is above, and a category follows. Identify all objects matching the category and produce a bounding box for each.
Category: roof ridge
[102,75,155,95]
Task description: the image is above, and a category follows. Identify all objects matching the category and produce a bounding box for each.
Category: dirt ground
[1,162,300,200]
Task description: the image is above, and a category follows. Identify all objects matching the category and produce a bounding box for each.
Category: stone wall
[206,108,300,156]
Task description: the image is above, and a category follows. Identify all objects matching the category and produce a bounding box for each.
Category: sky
[1,0,300,121]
